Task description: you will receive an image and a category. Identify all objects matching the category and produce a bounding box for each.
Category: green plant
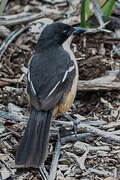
[101,0,115,21]
[0,0,8,14]
[80,0,115,27]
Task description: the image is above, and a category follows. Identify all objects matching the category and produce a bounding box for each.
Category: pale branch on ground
[49,134,61,180]
[77,70,120,91]
[61,133,96,144]
[78,123,120,143]
[85,168,114,178]
[74,141,110,152]
[0,13,43,26]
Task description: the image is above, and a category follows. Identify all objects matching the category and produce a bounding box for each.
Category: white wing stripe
[62,71,68,82]
[27,69,37,95]
[62,65,74,82]
[28,65,74,98]
[30,81,36,95]
[68,65,74,72]
[47,81,60,97]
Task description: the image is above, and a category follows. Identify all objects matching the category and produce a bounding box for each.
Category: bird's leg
[61,112,78,136]
[39,164,48,180]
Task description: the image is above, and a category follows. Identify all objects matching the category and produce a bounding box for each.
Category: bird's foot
[61,112,78,138]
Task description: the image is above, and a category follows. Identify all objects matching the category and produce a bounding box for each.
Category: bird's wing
[27,48,76,111]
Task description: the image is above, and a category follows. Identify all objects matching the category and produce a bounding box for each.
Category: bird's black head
[37,22,87,48]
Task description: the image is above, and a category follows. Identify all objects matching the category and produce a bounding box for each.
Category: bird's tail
[15,108,53,168]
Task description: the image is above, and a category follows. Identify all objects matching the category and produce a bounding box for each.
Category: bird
[15,22,87,168]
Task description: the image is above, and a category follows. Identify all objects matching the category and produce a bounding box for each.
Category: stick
[111,130,120,135]
[74,141,110,152]
[0,25,28,60]
[53,119,107,129]
[79,148,89,170]
[102,121,120,130]
[61,133,95,144]
[0,159,14,175]
[0,13,43,26]
[49,134,61,180]
[77,70,120,91]
[78,123,120,143]
[0,111,28,122]
[0,78,26,85]
[77,81,120,91]
[0,132,11,139]
[6,127,21,138]
[65,151,88,171]
[86,168,113,178]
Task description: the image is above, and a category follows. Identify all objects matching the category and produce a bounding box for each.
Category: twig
[0,78,26,85]
[85,21,111,34]
[111,130,120,135]
[0,25,28,60]
[77,70,120,91]
[18,74,25,83]
[0,111,28,122]
[65,151,88,171]
[6,127,21,138]
[53,119,107,129]
[90,15,120,32]
[0,159,14,176]
[0,132,11,139]
[78,123,120,143]
[87,37,120,46]
[79,148,89,170]
[102,122,120,130]
[0,13,43,26]
[0,135,11,141]
[49,134,61,180]
[61,133,95,144]
[3,63,14,76]
[74,141,110,152]
[86,168,113,178]
[52,119,73,128]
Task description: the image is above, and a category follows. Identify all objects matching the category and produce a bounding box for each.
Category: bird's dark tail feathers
[15,108,53,168]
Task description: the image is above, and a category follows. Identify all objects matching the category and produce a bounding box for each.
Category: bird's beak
[72,27,88,35]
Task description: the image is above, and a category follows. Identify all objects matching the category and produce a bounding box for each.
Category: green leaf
[80,0,90,27]
[102,0,115,21]
[80,0,115,28]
